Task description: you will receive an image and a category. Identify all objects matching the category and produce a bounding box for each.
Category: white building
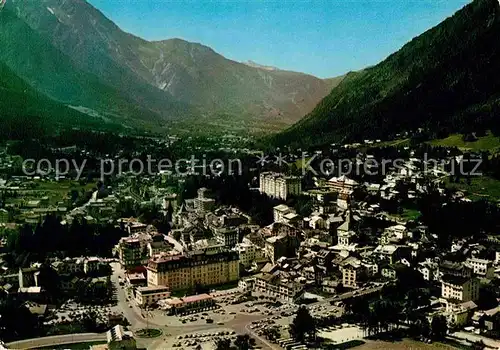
[259,172,301,200]
[273,204,293,223]
[418,261,440,281]
[84,257,102,275]
[383,225,408,240]
[466,257,495,279]
[441,275,479,303]
[135,286,170,306]
[309,215,326,230]
[194,188,215,213]
[238,277,255,293]
[235,241,265,268]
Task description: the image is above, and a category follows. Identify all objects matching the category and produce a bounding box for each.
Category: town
[0,129,499,350]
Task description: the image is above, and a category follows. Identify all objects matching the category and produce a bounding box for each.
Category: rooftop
[182,293,212,304]
[442,274,470,286]
[274,204,291,212]
[137,285,170,293]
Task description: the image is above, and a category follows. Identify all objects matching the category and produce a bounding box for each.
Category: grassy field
[4,180,97,222]
[20,180,96,206]
[428,132,500,152]
[445,176,500,201]
[376,138,411,148]
[398,208,421,221]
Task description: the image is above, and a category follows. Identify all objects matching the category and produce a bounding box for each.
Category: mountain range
[2,0,498,142]
[275,0,500,147]
[0,0,339,134]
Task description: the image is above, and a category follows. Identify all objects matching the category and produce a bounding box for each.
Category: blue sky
[89,0,470,78]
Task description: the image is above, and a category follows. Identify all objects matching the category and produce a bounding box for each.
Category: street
[110,262,274,349]
[6,333,107,349]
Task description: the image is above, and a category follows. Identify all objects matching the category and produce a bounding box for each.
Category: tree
[290,306,316,342]
[431,315,448,340]
[215,338,232,350]
[109,338,137,350]
[409,314,430,339]
[234,334,256,350]
[0,297,39,341]
[263,327,280,341]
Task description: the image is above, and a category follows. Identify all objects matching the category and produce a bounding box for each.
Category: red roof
[181,293,212,304]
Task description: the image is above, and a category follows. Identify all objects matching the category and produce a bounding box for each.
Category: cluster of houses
[1,138,499,342]
[235,161,500,336]
[0,256,110,301]
[110,156,500,339]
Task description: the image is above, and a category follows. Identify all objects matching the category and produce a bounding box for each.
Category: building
[380,225,408,244]
[254,273,304,303]
[147,234,172,257]
[259,172,301,200]
[273,204,293,223]
[303,265,326,285]
[194,188,215,213]
[135,286,170,306]
[441,275,480,303]
[316,249,334,270]
[18,267,40,288]
[466,257,495,279]
[160,293,215,315]
[84,257,102,275]
[381,263,407,280]
[418,261,440,281]
[308,215,326,230]
[326,175,358,193]
[238,277,255,293]
[322,279,340,294]
[220,213,248,227]
[147,248,239,291]
[123,220,148,235]
[472,305,500,332]
[340,257,366,288]
[265,234,300,264]
[214,227,239,248]
[283,212,302,226]
[336,212,357,248]
[235,241,265,268]
[444,300,478,328]
[373,244,410,264]
[126,272,147,286]
[115,234,151,269]
[439,260,472,279]
[51,257,85,276]
[362,260,379,277]
[106,325,136,348]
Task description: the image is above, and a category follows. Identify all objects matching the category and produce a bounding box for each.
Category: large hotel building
[147,247,239,291]
[259,172,301,200]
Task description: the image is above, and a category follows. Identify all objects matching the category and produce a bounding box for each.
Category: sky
[88,0,470,78]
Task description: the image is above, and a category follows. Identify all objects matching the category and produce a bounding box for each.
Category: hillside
[274,0,500,147]
[0,62,123,139]
[0,4,189,129]
[4,0,335,131]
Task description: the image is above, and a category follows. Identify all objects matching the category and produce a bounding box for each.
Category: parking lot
[171,329,238,348]
[44,299,120,327]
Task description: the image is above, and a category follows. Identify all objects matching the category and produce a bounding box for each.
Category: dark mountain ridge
[275,0,500,147]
